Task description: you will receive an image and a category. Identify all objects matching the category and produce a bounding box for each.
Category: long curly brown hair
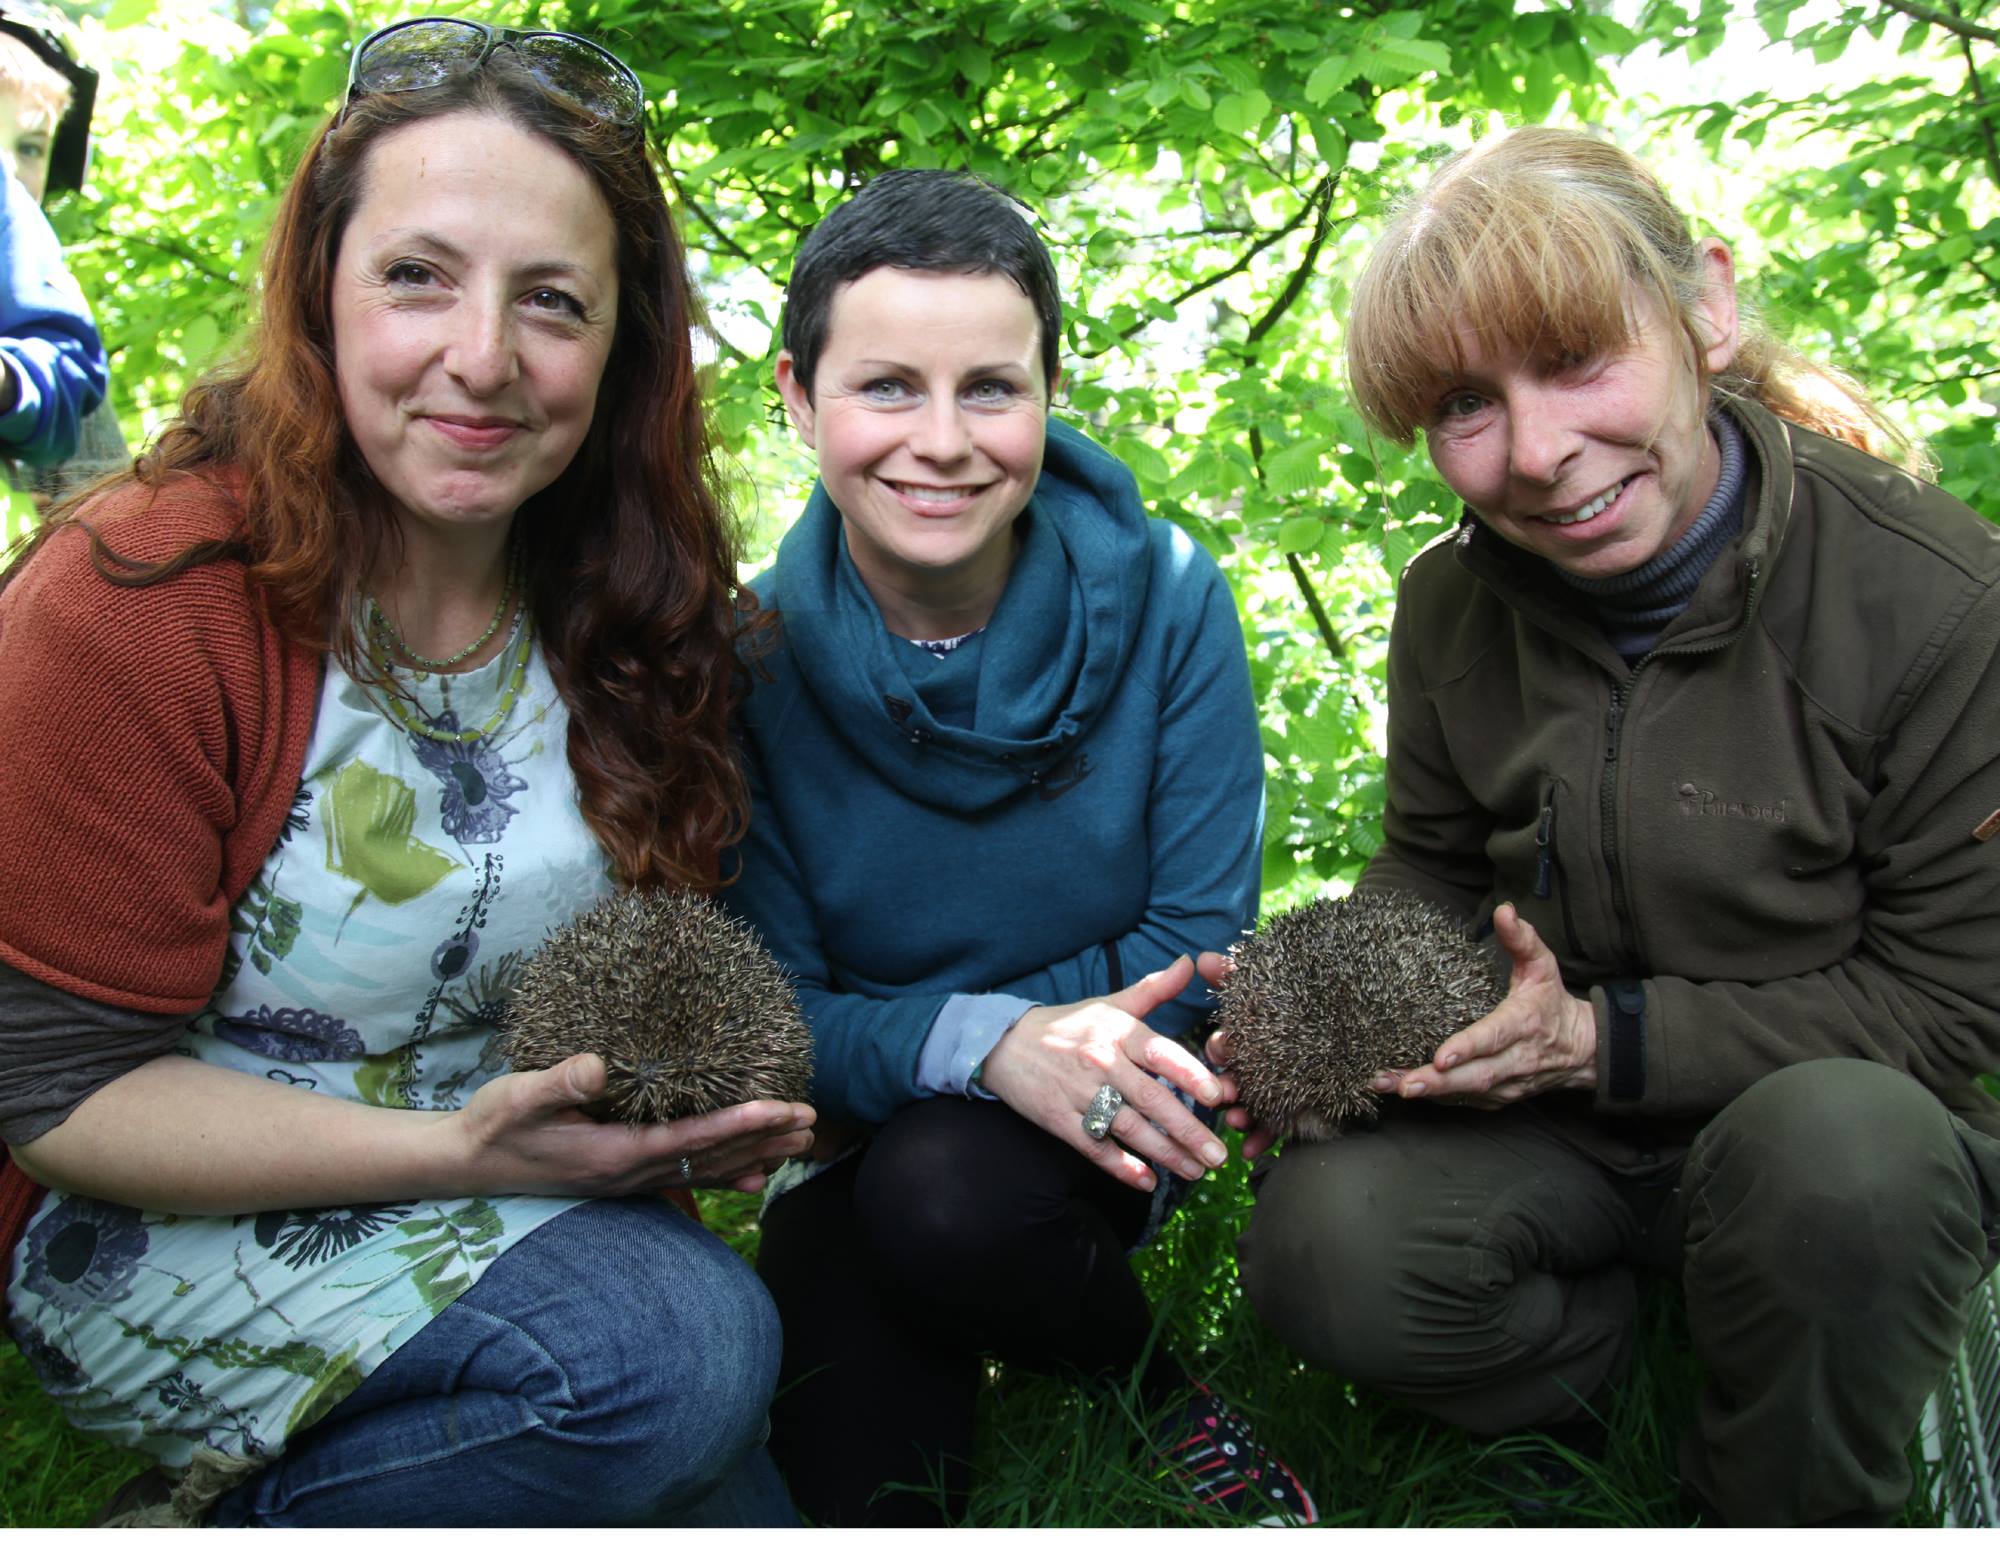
[16,57,754,891]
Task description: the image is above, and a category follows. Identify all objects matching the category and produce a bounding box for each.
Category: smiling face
[1421,243,1740,579]
[775,266,1051,637]
[330,110,618,548]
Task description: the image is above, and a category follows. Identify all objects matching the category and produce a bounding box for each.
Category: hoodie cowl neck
[766,418,1152,812]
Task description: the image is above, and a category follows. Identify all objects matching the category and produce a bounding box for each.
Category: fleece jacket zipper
[1597,557,1765,971]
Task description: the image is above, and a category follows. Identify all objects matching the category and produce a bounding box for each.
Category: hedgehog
[1217,891,1505,1142]
[500,889,813,1124]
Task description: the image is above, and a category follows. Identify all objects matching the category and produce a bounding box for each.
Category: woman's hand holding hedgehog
[496,890,820,1193]
[978,955,1230,1193]
[1366,905,1595,1108]
[453,1055,815,1197]
[1200,903,1593,1155]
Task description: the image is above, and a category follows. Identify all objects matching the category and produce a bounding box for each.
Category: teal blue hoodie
[723,419,1263,1124]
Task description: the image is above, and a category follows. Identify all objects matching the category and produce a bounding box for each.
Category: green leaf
[1368,37,1451,81]
[1277,515,1325,553]
[1264,436,1331,493]
[956,42,994,88]
[180,313,222,371]
[1111,437,1170,488]
[1304,54,1357,105]
[1261,835,1298,891]
[1213,88,1271,137]
[1212,55,1262,95]
[1179,77,1212,112]
[1044,28,1095,67]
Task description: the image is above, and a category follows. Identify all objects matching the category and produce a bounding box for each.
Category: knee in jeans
[650,1229,782,1431]
[555,1217,782,1501]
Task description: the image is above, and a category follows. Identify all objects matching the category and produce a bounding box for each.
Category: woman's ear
[1694,238,1740,375]
[774,351,817,449]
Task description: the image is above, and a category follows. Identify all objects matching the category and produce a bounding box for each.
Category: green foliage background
[29,0,2000,912]
[4,0,1997,1524]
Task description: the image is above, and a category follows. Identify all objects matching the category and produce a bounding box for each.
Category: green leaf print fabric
[5,620,618,1469]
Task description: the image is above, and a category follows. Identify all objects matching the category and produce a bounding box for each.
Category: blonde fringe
[1347,127,1925,475]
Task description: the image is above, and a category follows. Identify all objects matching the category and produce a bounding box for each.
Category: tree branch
[1246,173,1342,345]
[1041,223,1263,253]
[1285,549,1347,664]
[1951,3,2000,191]
[1246,427,1346,665]
[1071,174,1341,359]
[1876,0,2000,43]
[1897,363,2000,385]
[98,226,236,286]
[661,163,763,270]
[773,3,820,50]
[1004,98,1088,161]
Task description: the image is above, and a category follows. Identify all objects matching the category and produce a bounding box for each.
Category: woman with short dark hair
[725,167,1315,1527]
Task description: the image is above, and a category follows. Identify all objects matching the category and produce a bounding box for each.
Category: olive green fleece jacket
[1361,398,2000,1138]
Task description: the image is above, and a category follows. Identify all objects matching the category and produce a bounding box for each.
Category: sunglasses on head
[342,17,645,129]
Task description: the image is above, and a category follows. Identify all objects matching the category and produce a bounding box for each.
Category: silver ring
[1082,1083,1124,1141]
[678,1155,695,1185]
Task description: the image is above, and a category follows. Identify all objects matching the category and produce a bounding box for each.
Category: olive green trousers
[1237,1059,2000,1525]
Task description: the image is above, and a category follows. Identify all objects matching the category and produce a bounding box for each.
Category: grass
[1,1344,149,1527]
[2,1152,1948,1528]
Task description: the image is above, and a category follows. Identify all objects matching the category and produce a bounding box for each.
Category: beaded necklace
[367,602,535,746]
[367,546,523,671]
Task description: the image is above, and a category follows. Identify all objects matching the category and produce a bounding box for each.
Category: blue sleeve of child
[0,172,108,467]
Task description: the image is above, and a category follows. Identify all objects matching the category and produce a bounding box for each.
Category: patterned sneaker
[1153,1380,1319,1526]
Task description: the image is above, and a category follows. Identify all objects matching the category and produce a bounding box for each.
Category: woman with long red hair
[0,18,808,1526]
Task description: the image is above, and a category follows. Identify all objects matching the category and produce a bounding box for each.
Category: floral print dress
[5,614,618,1469]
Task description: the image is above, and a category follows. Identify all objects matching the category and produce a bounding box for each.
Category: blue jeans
[211,1197,796,1526]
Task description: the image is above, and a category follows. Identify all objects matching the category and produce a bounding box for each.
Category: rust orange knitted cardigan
[0,476,321,1269]
[0,480,703,1277]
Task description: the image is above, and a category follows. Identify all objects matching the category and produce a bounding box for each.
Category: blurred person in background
[0,0,111,500]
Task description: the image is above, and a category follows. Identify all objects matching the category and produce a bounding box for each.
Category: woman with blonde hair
[0,19,809,1525]
[1215,126,2000,1524]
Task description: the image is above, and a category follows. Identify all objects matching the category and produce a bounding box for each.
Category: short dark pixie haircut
[780,168,1063,400]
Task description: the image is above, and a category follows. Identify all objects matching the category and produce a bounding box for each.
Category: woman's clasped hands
[979,956,1231,1192]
